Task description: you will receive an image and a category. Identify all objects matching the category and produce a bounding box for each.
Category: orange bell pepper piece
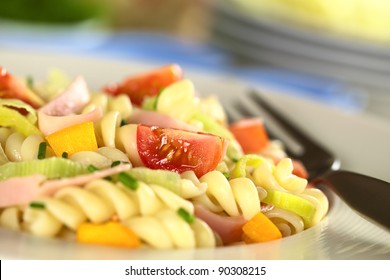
[77,221,140,248]
[242,212,282,243]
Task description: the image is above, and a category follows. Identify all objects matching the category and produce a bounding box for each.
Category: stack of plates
[210,0,390,93]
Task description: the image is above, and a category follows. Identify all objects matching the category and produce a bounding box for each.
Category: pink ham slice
[0,175,46,207]
[194,204,246,245]
[38,76,103,135]
[38,107,103,136]
[128,108,201,132]
[0,164,131,207]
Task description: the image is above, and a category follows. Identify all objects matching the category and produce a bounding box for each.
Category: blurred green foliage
[0,0,108,23]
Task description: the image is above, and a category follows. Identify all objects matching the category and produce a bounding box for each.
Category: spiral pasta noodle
[192,170,260,220]
[0,128,52,162]
[70,147,131,169]
[0,178,196,236]
[124,209,216,249]
[82,94,133,148]
[252,158,307,194]
[263,207,305,237]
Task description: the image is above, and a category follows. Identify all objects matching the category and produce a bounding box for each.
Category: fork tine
[232,89,338,180]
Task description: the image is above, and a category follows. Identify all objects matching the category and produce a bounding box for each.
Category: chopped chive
[222,172,230,180]
[177,208,195,224]
[37,142,47,159]
[104,176,113,181]
[26,75,34,88]
[111,160,121,167]
[30,202,45,209]
[120,119,127,126]
[87,164,99,173]
[118,172,138,190]
[62,152,68,159]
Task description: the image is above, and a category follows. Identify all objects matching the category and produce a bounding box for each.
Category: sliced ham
[194,204,246,245]
[0,175,46,207]
[128,108,201,132]
[0,164,131,207]
[38,76,102,135]
[38,107,103,136]
[39,163,131,196]
[39,76,90,116]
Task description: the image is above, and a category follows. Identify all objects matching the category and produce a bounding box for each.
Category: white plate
[0,49,389,259]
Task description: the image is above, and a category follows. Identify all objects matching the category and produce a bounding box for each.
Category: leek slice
[141,96,158,111]
[190,112,243,161]
[0,99,37,124]
[231,154,267,178]
[262,189,316,227]
[125,167,181,195]
[0,157,87,180]
[155,79,199,121]
[0,106,41,136]
[34,68,71,100]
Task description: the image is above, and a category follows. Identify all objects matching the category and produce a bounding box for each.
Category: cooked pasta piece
[124,209,216,249]
[252,158,307,194]
[2,178,197,238]
[297,188,329,227]
[193,171,260,220]
[83,94,133,148]
[0,128,52,162]
[70,147,131,169]
[263,207,305,237]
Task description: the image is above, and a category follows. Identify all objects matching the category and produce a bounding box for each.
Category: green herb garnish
[222,172,230,180]
[118,172,138,190]
[111,160,121,167]
[37,142,47,160]
[62,152,68,159]
[26,75,34,88]
[87,164,99,173]
[30,202,45,209]
[177,208,195,224]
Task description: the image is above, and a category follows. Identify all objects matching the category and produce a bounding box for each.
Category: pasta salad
[0,64,328,249]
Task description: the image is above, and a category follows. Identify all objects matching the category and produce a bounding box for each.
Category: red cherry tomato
[137,124,226,177]
[0,66,43,108]
[104,64,182,106]
[229,118,269,153]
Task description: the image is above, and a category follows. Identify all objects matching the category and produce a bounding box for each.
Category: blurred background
[1,0,390,120]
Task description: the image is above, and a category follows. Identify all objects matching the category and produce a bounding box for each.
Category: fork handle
[315,170,390,231]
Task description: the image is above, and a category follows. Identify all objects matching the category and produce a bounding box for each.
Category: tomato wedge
[229,118,269,153]
[0,66,44,108]
[104,64,182,106]
[137,124,226,177]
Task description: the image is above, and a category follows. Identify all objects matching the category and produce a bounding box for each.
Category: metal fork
[227,90,390,231]
[232,90,339,181]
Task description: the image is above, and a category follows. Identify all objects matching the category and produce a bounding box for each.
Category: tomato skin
[0,66,43,108]
[291,159,309,179]
[104,64,182,106]
[229,118,269,153]
[136,124,225,177]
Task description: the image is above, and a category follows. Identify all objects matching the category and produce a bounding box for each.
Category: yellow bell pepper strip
[45,121,98,157]
[0,105,41,136]
[242,212,282,243]
[76,222,140,248]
